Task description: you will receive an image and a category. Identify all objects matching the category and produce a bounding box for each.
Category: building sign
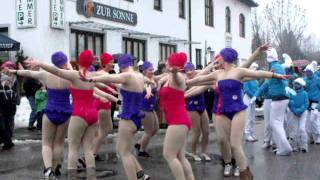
[77,0,138,26]
[51,0,65,29]
[16,0,37,28]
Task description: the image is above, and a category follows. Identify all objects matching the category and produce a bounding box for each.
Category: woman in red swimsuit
[158,52,195,180]
[26,50,101,180]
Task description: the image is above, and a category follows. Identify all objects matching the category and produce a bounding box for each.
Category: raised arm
[25,59,77,81]
[186,71,218,87]
[240,43,270,68]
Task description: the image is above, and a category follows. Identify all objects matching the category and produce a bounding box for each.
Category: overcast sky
[255,0,320,37]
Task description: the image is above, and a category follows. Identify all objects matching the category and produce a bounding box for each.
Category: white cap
[137,60,144,66]
[267,48,278,63]
[293,78,306,86]
[305,61,317,73]
[282,53,292,68]
[249,62,259,70]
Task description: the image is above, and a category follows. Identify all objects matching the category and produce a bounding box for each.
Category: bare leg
[200,111,209,154]
[67,117,88,170]
[230,110,247,171]
[215,115,232,164]
[189,111,201,155]
[52,119,69,168]
[139,111,159,152]
[83,123,98,168]
[163,125,190,180]
[178,137,195,180]
[92,110,113,155]
[116,120,142,180]
[42,115,57,168]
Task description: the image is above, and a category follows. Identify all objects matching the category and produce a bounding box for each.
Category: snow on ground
[14,97,31,129]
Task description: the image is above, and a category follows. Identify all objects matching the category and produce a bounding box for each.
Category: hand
[273,73,290,80]
[2,67,15,75]
[249,96,257,104]
[24,58,41,69]
[258,43,271,52]
[285,87,297,96]
[18,63,24,70]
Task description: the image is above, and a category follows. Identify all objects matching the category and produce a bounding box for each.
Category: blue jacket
[288,89,309,116]
[304,75,320,102]
[268,61,289,99]
[254,80,271,99]
[243,80,259,98]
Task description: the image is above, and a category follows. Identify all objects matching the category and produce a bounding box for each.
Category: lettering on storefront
[51,0,65,29]
[16,0,37,28]
[77,0,137,26]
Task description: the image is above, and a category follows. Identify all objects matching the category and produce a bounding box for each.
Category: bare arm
[91,73,129,84]
[185,86,210,98]
[153,73,168,82]
[240,43,270,68]
[8,69,46,81]
[93,87,119,103]
[241,68,285,80]
[196,63,215,76]
[190,80,215,87]
[186,71,218,87]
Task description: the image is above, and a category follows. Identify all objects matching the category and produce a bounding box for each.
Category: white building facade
[0,0,257,68]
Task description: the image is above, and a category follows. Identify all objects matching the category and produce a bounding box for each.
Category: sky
[255,0,320,37]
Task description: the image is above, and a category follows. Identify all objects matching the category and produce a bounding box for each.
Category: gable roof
[240,0,259,7]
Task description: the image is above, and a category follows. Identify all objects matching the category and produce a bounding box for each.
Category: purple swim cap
[141,61,153,71]
[118,54,133,69]
[184,62,195,72]
[219,48,238,63]
[88,65,96,72]
[51,51,68,67]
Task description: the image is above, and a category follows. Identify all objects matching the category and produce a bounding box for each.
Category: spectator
[35,84,48,134]
[0,61,20,150]
[23,66,42,130]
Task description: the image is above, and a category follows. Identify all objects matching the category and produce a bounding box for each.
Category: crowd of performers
[1,43,320,180]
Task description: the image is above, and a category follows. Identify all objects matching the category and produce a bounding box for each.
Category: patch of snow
[14,97,31,129]
[12,139,41,144]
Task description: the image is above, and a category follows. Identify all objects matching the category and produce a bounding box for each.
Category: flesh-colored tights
[138,111,159,151]
[188,110,209,154]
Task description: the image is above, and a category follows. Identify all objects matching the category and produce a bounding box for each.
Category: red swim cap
[100,52,113,66]
[1,60,16,70]
[168,52,187,69]
[79,50,94,69]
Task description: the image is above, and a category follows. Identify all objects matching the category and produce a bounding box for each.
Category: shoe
[191,154,202,161]
[94,154,105,161]
[43,167,54,180]
[2,142,14,150]
[262,142,271,149]
[135,143,141,151]
[239,167,253,180]
[272,148,278,154]
[138,174,150,180]
[138,151,151,158]
[77,157,86,171]
[201,153,211,161]
[246,135,258,142]
[234,166,240,177]
[28,126,36,131]
[54,164,61,177]
[224,163,232,177]
[301,148,308,153]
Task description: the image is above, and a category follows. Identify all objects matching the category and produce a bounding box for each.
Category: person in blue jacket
[287,78,309,152]
[266,48,292,156]
[243,63,259,142]
[250,80,273,149]
[304,62,320,144]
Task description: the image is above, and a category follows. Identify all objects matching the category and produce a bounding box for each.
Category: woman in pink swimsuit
[158,52,195,180]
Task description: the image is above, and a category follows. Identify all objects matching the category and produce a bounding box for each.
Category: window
[179,0,185,18]
[239,14,246,38]
[159,43,177,62]
[0,27,9,62]
[196,49,202,67]
[226,7,231,33]
[124,0,134,2]
[154,0,162,11]
[70,29,104,61]
[122,37,146,63]
[205,0,214,27]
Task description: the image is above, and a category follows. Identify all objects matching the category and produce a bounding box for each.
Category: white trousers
[306,103,320,143]
[287,110,308,150]
[243,94,256,138]
[270,100,292,155]
[263,99,272,143]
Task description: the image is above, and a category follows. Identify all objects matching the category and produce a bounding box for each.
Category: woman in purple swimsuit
[6,52,72,179]
[187,47,288,180]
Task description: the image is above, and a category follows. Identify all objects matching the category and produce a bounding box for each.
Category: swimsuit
[140,87,157,111]
[94,86,112,110]
[70,88,98,125]
[118,89,145,129]
[44,88,72,125]
[212,79,247,120]
[186,93,206,115]
[159,86,192,130]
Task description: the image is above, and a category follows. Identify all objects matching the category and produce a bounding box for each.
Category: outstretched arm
[5,69,46,82]
[25,59,76,81]
[241,68,287,80]
[93,87,119,103]
[90,73,129,84]
[185,86,210,98]
[186,71,218,87]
